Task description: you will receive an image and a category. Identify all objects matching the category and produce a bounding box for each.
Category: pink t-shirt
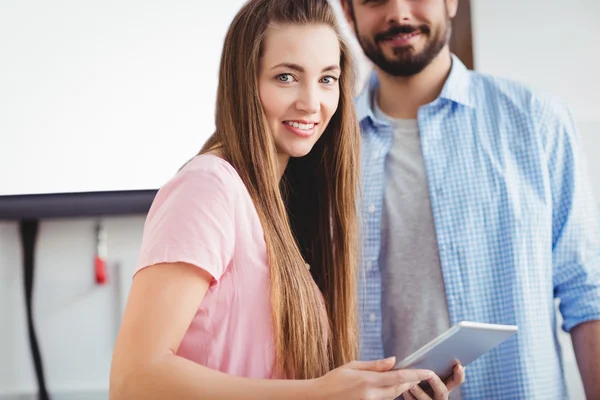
[135,154,276,378]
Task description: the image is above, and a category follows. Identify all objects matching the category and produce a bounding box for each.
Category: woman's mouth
[282,120,317,137]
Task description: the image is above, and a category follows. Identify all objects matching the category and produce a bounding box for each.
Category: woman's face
[258,23,341,166]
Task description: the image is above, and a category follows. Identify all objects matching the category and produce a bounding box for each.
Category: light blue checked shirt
[357,55,600,399]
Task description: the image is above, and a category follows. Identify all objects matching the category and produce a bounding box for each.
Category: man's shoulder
[467,70,571,121]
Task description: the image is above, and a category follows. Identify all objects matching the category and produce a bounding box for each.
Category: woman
[109,0,463,398]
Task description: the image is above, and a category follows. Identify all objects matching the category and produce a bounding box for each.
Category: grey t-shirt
[373,101,460,399]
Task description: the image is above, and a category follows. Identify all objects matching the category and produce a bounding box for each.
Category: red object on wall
[95,221,108,284]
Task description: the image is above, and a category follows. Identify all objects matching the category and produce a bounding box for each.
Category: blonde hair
[200,0,360,379]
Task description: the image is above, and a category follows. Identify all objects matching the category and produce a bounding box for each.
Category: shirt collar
[356,54,475,124]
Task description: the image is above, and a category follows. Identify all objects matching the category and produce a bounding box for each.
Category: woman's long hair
[200,0,360,379]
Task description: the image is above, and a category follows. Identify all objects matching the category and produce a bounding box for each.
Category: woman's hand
[310,357,435,400]
[402,364,465,400]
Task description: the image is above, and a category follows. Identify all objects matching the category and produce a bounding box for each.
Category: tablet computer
[393,321,518,381]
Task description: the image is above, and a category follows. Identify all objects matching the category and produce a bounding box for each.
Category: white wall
[0,217,144,399]
[1,0,598,399]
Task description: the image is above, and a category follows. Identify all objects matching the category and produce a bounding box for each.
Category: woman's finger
[427,374,449,400]
[348,357,397,372]
[403,385,431,400]
[412,383,437,400]
[394,369,435,386]
[366,368,434,389]
[363,369,418,389]
[371,382,419,400]
[402,386,419,400]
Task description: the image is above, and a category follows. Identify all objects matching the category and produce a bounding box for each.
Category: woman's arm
[109,262,313,400]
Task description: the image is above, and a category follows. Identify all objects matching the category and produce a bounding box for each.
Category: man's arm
[571,320,600,399]
[541,97,600,397]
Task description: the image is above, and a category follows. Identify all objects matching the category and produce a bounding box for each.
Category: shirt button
[368,204,376,214]
[369,313,377,322]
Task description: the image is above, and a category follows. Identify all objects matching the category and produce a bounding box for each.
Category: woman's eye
[276,74,294,83]
[321,76,338,85]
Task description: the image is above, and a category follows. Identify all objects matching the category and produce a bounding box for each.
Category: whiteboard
[0,0,248,196]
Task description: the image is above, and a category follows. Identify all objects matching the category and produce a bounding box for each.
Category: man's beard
[355,20,451,77]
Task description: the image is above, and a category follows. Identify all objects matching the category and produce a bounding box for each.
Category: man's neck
[375,47,452,120]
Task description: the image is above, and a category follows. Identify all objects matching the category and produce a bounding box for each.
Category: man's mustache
[375,24,431,43]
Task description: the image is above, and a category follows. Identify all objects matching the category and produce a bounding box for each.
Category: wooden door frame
[449,0,474,70]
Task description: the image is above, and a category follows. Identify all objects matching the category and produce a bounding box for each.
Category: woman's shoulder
[146,154,247,217]
[180,153,239,181]
[168,154,244,195]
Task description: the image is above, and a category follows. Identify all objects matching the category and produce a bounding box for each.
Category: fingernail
[410,385,418,392]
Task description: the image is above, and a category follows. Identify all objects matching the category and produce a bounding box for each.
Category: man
[339,0,600,398]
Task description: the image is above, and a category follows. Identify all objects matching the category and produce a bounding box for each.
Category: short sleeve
[135,157,237,284]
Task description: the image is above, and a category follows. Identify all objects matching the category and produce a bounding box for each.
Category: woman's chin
[282,145,316,160]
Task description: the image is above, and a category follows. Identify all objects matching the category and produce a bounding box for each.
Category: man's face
[343,0,458,77]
